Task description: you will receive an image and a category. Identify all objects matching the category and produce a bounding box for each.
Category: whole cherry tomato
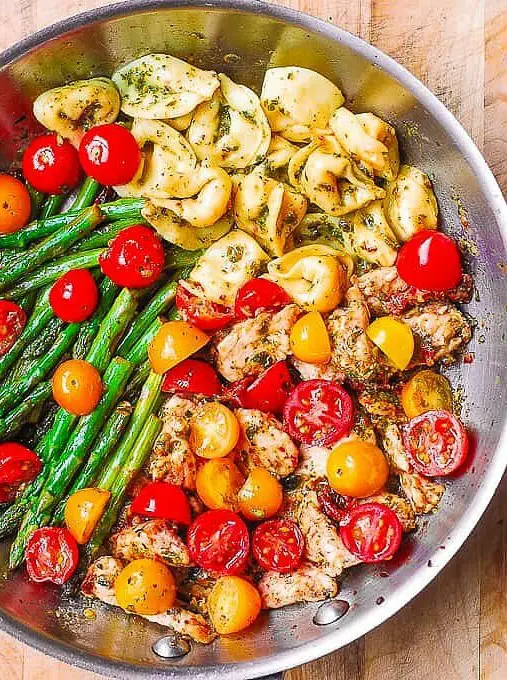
[238,468,283,521]
[175,284,235,332]
[22,133,81,194]
[99,225,165,288]
[401,370,453,419]
[25,527,79,584]
[114,558,176,615]
[0,300,26,356]
[240,361,294,415]
[235,278,292,319]
[79,123,141,186]
[327,440,390,498]
[290,311,331,364]
[161,358,222,397]
[252,518,304,573]
[49,269,99,322]
[187,509,250,576]
[0,174,31,234]
[0,442,42,504]
[396,231,463,291]
[52,359,103,415]
[339,503,402,563]
[131,482,191,525]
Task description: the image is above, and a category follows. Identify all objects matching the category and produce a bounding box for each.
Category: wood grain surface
[0,0,506,678]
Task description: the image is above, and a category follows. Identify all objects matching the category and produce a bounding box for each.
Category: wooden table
[0,0,506,678]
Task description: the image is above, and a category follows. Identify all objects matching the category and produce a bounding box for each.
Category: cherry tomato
[366,316,414,370]
[79,123,141,186]
[25,527,79,584]
[238,468,283,521]
[0,301,26,356]
[208,576,262,634]
[196,458,244,510]
[175,284,235,332]
[190,402,240,459]
[131,482,191,524]
[327,440,389,498]
[22,133,81,194]
[162,358,222,397]
[241,361,294,415]
[396,231,463,291]
[52,359,103,416]
[64,487,111,544]
[315,481,351,524]
[403,409,468,476]
[114,558,176,615]
[339,503,402,563]
[49,269,99,323]
[283,379,354,446]
[148,321,209,374]
[252,518,304,573]
[0,442,42,504]
[401,370,453,419]
[99,225,165,288]
[290,311,331,364]
[235,278,292,319]
[187,509,250,576]
[0,174,31,234]
[223,377,254,408]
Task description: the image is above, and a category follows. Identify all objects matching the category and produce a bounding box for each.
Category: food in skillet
[0,55,473,642]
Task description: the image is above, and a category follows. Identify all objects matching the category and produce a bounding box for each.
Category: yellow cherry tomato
[366,316,414,370]
[208,575,262,635]
[148,321,209,374]
[327,440,389,498]
[0,175,31,234]
[64,487,111,544]
[196,458,244,510]
[52,359,103,415]
[401,369,453,419]
[114,558,176,615]
[238,468,283,521]
[190,403,240,459]
[290,311,331,364]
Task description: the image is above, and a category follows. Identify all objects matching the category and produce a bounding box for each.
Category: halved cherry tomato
[148,321,209,374]
[187,509,250,575]
[22,133,81,194]
[49,269,99,323]
[240,361,294,415]
[238,468,283,521]
[315,481,351,524]
[196,458,244,510]
[0,442,42,504]
[25,527,79,584]
[403,409,468,476]
[339,503,402,563]
[252,518,304,573]
[131,481,191,524]
[327,440,389,498]
[99,225,165,288]
[0,301,26,356]
[162,358,222,397]
[79,123,141,186]
[396,231,463,291]
[64,487,111,544]
[114,558,176,615]
[223,376,254,408]
[283,379,354,446]
[208,576,261,634]
[366,316,414,370]
[175,284,235,332]
[52,359,103,415]
[290,311,331,364]
[235,278,292,319]
[401,370,453,419]
[190,402,240,459]
[0,174,31,234]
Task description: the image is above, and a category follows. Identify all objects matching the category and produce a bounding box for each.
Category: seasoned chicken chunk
[360,492,417,532]
[359,387,407,427]
[110,519,190,567]
[258,562,337,609]
[81,556,123,600]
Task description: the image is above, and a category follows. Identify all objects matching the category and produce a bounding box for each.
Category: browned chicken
[110,519,191,567]
[258,562,338,609]
[358,386,407,427]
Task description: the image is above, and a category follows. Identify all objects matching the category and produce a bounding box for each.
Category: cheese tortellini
[351,200,399,266]
[384,164,438,241]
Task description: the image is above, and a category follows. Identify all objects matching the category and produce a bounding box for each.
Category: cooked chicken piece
[110,519,191,567]
[234,408,299,478]
[213,304,302,381]
[382,422,411,472]
[359,387,407,427]
[355,266,473,316]
[401,302,472,366]
[360,492,417,532]
[258,562,338,609]
[81,556,123,600]
[291,357,345,383]
[177,569,216,616]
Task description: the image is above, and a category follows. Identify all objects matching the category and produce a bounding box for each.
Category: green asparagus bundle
[0,381,52,440]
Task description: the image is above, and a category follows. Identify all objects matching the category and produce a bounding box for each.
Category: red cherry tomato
[223,376,254,408]
[403,409,469,476]
[49,269,99,323]
[396,231,463,292]
[0,301,26,356]
[99,225,165,288]
[22,133,81,194]
[235,278,292,319]
[283,379,354,446]
[25,527,79,584]
[315,481,351,524]
[175,284,235,332]
[131,482,191,525]
[162,358,222,397]
[252,519,304,573]
[79,124,141,186]
[340,503,402,563]
[187,509,250,576]
[242,361,294,414]
[0,442,42,504]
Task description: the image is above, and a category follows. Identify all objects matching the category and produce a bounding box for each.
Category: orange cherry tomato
[327,440,389,498]
[196,458,244,510]
[114,558,176,615]
[190,402,240,459]
[0,174,31,234]
[208,575,262,635]
[64,487,111,544]
[148,321,209,374]
[52,359,103,415]
[238,468,283,521]
[290,311,331,364]
[401,370,453,419]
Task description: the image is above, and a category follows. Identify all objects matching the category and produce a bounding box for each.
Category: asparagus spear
[0,381,52,439]
[27,185,45,221]
[71,217,144,253]
[124,360,151,401]
[123,317,163,367]
[40,195,65,219]
[71,177,100,211]
[72,278,118,360]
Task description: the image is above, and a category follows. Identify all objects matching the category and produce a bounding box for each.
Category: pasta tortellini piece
[187,74,271,169]
[330,108,400,181]
[351,200,399,266]
[186,231,270,305]
[112,54,219,119]
[292,213,356,256]
[167,112,194,131]
[33,77,120,146]
[260,67,344,142]
[266,244,349,312]
[384,164,438,241]
[288,136,385,216]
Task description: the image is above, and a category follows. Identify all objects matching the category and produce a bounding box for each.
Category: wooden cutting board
[0,0,505,678]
